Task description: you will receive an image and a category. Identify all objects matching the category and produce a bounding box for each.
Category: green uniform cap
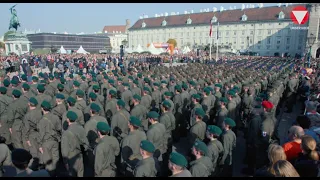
[219,97,228,103]
[192,94,201,100]
[133,94,141,101]
[207,125,222,136]
[37,84,45,92]
[203,87,211,94]
[92,77,97,82]
[73,81,80,87]
[174,85,182,91]
[147,111,160,119]
[108,79,115,84]
[40,80,46,84]
[49,74,54,80]
[81,76,86,80]
[89,92,97,99]
[76,89,85,97]
[29,97,38,105]
[3,79,10,87]
[56,93,65,99]
[169,152,188,167]
[128,76,134,80]
[224,118,236,127]
[182,83,188,90]
[144,78,150,83]
[109,89,117,95]
[38,72,44,77]
[195,108,205,117]
[140,140,155,153]
[143,87,150,92]
[129,116,141,127]
[137,73,142,78]
[255,97,262,102]
[0,87,7,94]
[90,103,101,112]
[32,76,38,81]
[67,97,76,104]
[60,78,66,84]
[133,80,139,85]
[67,111,78,122]
[97,122,110,132]
[193,140,208,155]
[11,79,19,85]
[93,84,100,90]
[161,80,167,84]
[190,81,196,86]
[12,89,22,97]
[254,104,262,108]
[162,100,171,108]
[69,74,74,78]
[122,83,129,87]
[117,99,125,108]
[207,86,214,92]
[22,83,30,90]
[41,100,51,109]
[57,83,64,89]
[153,82,160,87]
[21,74,27,81]
[215,84,222,88]
[227,90,236,96]
[164,91,172,97]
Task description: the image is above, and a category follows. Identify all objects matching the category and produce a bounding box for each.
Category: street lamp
[307,33,316,68]
[246,36,249,52]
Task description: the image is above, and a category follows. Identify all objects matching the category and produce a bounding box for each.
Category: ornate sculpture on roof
[186,16,192,24]
[278,11,285,19]
[211,15,218,23]
[9,4,20,31]
[241,13,248,21]
[142,21,146,28]
[162,18,167,26]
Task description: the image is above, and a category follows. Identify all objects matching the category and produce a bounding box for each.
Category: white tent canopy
[147,43,161,55]
[125,47,133,53]
[59,46,67,54]
[134,44,144,53]
[76,46,89,54]
[182,46,191,54]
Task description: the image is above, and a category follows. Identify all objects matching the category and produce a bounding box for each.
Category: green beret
[97,122,110,132]
[164,91,172,97]
[207,86,214,92]
[73,81,80,87]
[162,100,172,108]
[41,100,51,109]
[90,103,101,112]
[67,111,78,122]
[69,74,74,78]
[192,94,201,100]
[227,90,236,96]
[21,74,27,81]
[117,99,125,108]
[133,94,141,101]
[81,76,86,80]
[40,80,47,84]
[137,73,142,78]
[128,76,134,80]
[170,77,175,81]
[67,97,76,104]
[207,125,222,136]
[38,72,44,77]
[203,87,211,95]
[3,79,10,87]
[89,92,97,99]
[76,89,85,97]
[161,80,167,84]
[117,77,122,81]
[129,116,141,127]
[254,104,262,108]
[92,77,97,82]
[182,83,188,90]
[144,77,150,83]
[140,140,155,153]
[0,87,7,94]
[56,93,65,99]
[255,97,262,102]
[108,79,115,84]
[153,82,160,87]
[54,73,59,79]
[195,108,205,117]
[29,97,38,105]
[133,80,139,85]
[109,89,117,95]
[57,83,64,89]
[103,75,109,80]
[37,84,45,92]
[78,71,83,76]
[219,97,228,103]
[147,111,160,119]
[174,85,182,91]
[122,83,129,87]
[143,87,150,92]
[60,78,66,84]
[93,85,100,90]
[12,89,22,97]
[193,140,208,155]
[150,75,155,78]
[32,76,38,81]
[224,118,236,127]
[22,83,30,90]
[190,81,196,86]
[11,79,19,85]
[215,84,222,88]
[49,74,54,80]
[169,152,188,167]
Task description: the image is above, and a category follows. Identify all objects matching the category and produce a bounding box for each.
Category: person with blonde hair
[272,160,300,177]
[294,135,320,177]
[254,144,287,177]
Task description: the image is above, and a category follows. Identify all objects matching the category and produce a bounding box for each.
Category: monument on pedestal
[4,4,31,56]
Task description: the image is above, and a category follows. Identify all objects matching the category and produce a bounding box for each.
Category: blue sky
[0,3,279,36]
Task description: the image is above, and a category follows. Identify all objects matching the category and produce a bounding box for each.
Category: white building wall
[109,34,128,51]
[129,20,308,56]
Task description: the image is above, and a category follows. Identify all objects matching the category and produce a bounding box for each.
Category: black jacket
[294,153,319,177]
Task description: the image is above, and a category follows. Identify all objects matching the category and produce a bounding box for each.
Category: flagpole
[209,38,212,61]
[209,21,213,61]
[216,22,219,62]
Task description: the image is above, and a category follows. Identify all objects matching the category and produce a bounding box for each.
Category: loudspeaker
[197,49,200,56]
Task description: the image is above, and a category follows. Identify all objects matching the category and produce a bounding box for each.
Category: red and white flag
[209,22,213,37]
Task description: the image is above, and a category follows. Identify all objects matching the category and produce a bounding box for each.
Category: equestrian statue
[9,4,20,31]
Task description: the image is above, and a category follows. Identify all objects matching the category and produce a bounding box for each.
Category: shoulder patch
[262,131,267,137]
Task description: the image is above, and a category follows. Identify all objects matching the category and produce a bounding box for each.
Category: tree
[122,39,128,46]
[167,39,177,48]
[0,42,5,49]
[50,45,58,53]
[3,31,15,41]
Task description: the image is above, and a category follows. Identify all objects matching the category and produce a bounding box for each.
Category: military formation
[0,57,310,177]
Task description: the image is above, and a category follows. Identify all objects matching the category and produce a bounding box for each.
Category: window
[267,37,271,44]
[233,38,236,44]
[286,37,290,44]
[267,45,271,49]
[225,38,229,44]
[258,30,262,35]
[241,46,244,49]
[241,37,245,44]
[277,40,281,44]
[286,46,290,50]
[242,30,245,35]
[226,31,229,36]
[298,46,302,50]
[257,46,261,49]
[193,32,196,36]
[250,31,254,35]
[234,31,237,35]
[268,30,272,35]
[250,39,253,44]
[260,24,263,26]
[276,46,280,49]
[251,24,254,26]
